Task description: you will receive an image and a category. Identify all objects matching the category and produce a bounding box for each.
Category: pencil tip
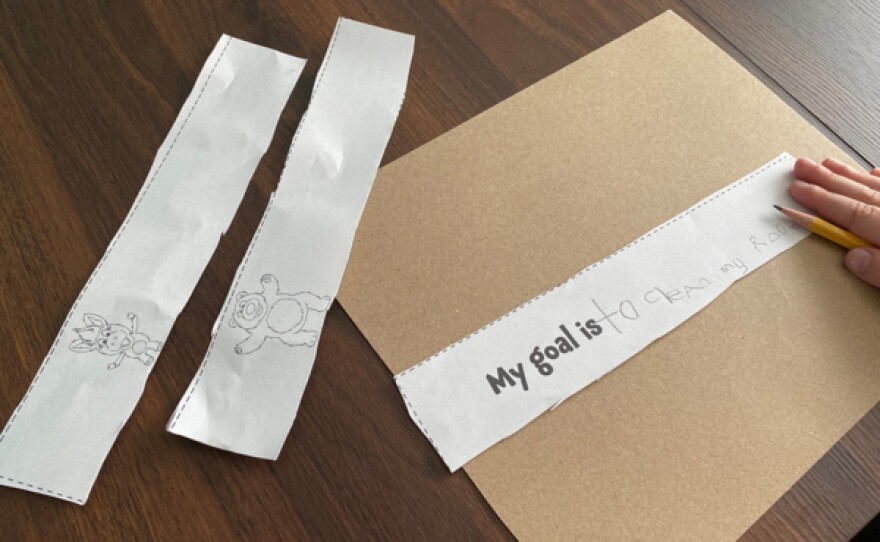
[773,204,783,212]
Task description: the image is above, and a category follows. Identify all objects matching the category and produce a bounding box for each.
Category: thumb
[844,247,880,287]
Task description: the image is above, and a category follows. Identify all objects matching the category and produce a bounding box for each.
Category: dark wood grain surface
[683,0,880,175]
[0,1,876,540]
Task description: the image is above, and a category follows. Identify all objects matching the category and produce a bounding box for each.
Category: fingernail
[845,249,871,275]
[825,156,843,166]
[798,157,816,167]
[791,179,811,189]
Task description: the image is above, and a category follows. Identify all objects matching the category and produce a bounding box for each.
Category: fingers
[793,157,880,204]
[789,179,880,247]
[821,156,880,191]
[792,157,880,288]
[845,247,880,288]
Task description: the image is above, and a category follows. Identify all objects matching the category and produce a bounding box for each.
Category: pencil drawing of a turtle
[229,274,332,354]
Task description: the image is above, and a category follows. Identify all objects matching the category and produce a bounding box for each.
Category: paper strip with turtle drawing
[167,19,414,459]
[0,36,305,503]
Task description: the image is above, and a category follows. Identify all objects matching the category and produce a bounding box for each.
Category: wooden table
[1,1,877,539]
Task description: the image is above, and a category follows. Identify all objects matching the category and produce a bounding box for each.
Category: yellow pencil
[773,205,872,250]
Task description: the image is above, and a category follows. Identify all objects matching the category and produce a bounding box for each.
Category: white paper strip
[167,19,414,459]
[395,154,809,471]
[0,36,305,503]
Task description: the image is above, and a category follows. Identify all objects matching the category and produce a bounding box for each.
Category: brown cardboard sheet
[337,11,880,541]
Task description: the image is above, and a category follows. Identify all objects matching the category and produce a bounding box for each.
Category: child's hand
[790,157,880,287]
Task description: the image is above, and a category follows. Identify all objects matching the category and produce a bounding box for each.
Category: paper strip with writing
[167,19,414,459]
[0,36,305,503]
[395,154,809,471]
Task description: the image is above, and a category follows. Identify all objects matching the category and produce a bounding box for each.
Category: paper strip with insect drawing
[0,36,305,503]
[167,19,414,459]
